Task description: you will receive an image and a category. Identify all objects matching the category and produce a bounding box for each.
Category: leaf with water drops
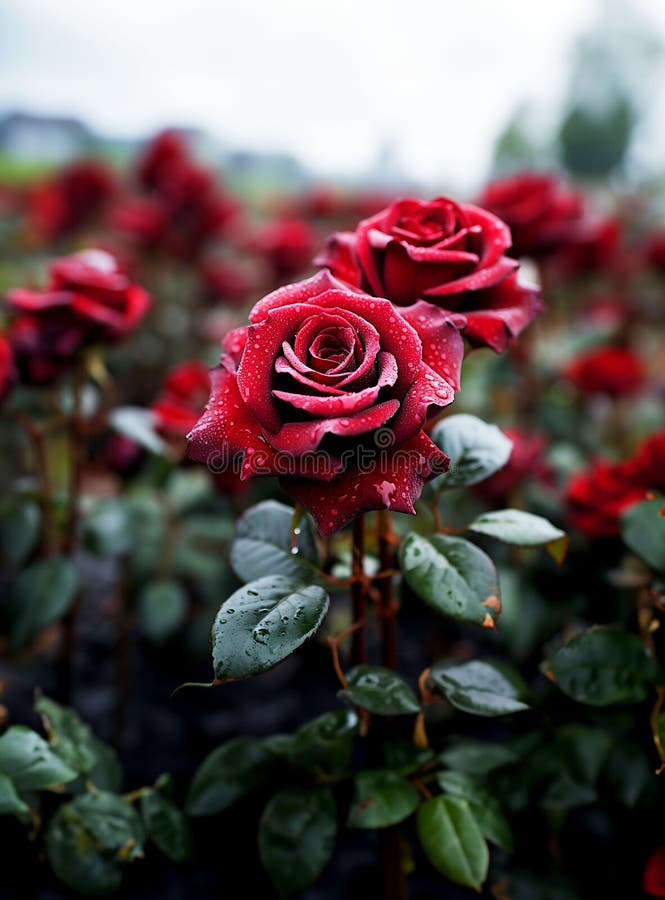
[230,500,322,584]
[428,660,530,716]
[468,508,568,563]
[338,665,420,715]
[429,414,512,489]
[212,575,329,681]
[265,709,358,775]
[400,533,501,628]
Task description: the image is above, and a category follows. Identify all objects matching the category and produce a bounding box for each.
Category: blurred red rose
[136,130,188,191]
[103,434,145,478]
[28,160,115,241]
[644,846,665,897]
[5,250,151,384]
[476,172,587,260]
[254,218,316,281]
[188,270,462,533]
[475,428,551,505]
[563,346,645,397]
[0,334,15,402]
[566,461,646,538]
[318,196,543,353]
[566,429,665,537]
[151,361,212,436]
[200,259,256,307]
[644,231,665,273]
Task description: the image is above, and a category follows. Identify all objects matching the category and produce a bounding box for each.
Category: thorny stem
[351,515,367,665]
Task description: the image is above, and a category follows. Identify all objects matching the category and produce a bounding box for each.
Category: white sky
[1,0,664,190]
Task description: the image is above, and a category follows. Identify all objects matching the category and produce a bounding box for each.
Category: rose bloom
[0,334,15,402]
[644,846,665,898]
[317,196,543,353]
[563,346,645,398]
[566,430,665,537]
[5,250,151,384]
[136,130,188,191]
[474,428,551,506]
[200,259,256,307]
[188,271,462,533]
[476,172,587,260]
[28,160,115,242]
[152,361,212,436]
[254,218,317,281]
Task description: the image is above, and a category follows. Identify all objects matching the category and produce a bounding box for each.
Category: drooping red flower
[188,271,463,533]
[28,160,116,241]
[476,172,587,260]
[5,250,151,384]
[317,196,543,353]
[151,361,212,436]
[563,346,646,398]
[475,428,551,506]
[644,846,665,897]
[254,218,316,281]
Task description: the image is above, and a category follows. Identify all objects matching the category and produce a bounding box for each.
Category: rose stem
[377,509,398,669]
[350,514,367,665]
[112,556,132,747]
[10,410,57,555]
[376,508,408,900]
[58,362,86,702]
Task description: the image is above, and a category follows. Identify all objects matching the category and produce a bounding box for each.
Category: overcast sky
[1,0,664,190]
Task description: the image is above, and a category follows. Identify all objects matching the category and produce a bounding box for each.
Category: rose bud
[317,196,543,353]
[187,271,463,534]
[566,460,647,538]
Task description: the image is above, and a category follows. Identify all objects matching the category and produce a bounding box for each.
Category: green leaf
[141,790,192,863]
[265,709,357,775]
[0,726,77,789]
[9,555,79,648]
[35,695,97,776]
[621,497,665,573]
[468,509,568,562]
[348,770,419,828]
[417,795,489,890]
[230,501,321,584]
[186,737,272,816]
[0,773,29,815]
[533,725,613,809]
[87,738,123,793]
[400,533,500,628]
[339,665,420,715]
[430,414,512,489]
[0,496,40,566]
[429,660,530,716]
[109,406,167,455]
[436,771,513,851]
[438,739,519,776]
[259,786,337,898]
[83,500,132,557]
[212,575,329,681]
[383,741,434,775]
[46,792,144,895]
[137,580,188,642]
[548,627,661,706]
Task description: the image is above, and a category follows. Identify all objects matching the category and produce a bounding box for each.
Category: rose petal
[280,430,449,534]
[399,301,464,391]
[267,398,400,454]
[458,276,544,352]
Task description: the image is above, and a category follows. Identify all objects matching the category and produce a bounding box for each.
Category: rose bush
[317,195,543,352]
[187,270,463,532]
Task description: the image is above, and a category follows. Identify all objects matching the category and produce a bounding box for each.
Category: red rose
[152,361,212,436]
[136,130,188,191]
[317,196,542,353]
[644,846,665,897]
[7,314,83,385]
[627,430,665,489]
[28,160,115,241]
[0,334,15,402]
[7,250,151,348]
[200,259,256,307]
[476,172,586,260]
[645,231,665,273]
[563,346,645,397]
[188,271,462,534]
[254,218,316,281]
[566,460,647,538]
[474,428,551,506]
